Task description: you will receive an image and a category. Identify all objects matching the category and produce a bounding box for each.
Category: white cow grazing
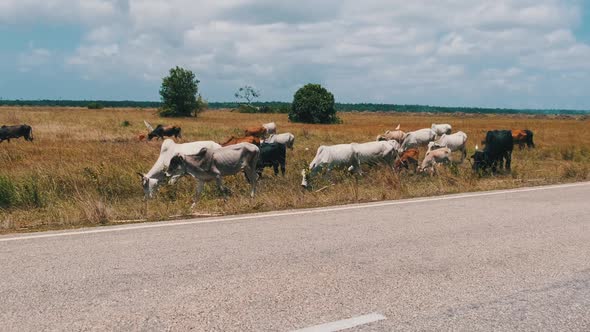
[427,131,468,162]
[138,139,221,199]
[400,128,436,151]
[431,123,452,136]
[301,140,399,188]
[264,132,295,149]
[376,130,407,143]
[165,142,260,208]
[263,122,277,135]
[419,147,452,175]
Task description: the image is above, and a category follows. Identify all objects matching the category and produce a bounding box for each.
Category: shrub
[237,105,260,113]
[289,84,338,124]
[121,120,131,127]
[0,176,18,208]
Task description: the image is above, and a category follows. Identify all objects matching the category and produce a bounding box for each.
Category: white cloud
[5,0,590,107]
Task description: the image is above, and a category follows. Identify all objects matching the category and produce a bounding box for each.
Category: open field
[1,106,589,233]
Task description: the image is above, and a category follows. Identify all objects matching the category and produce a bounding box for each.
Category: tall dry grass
[0,106,589,233]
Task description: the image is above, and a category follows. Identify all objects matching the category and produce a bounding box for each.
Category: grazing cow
[431,123,452,136]
[427,131,468,162]
[400,128,437,151]
[512,129,535,149]
[221,135,261,147]
[376,130,407,143]
[301,140,399,188]
[257,143,286,176]
[471,130,514,173]
[244,126,266,138]
[394,149,419,172]
[165,142,260,208]
[148,125,182,141]
[419,147,452,175]
[137,139,222,199]
[263,122,277,135]
[264,132,295,149]
[0,124,34,143]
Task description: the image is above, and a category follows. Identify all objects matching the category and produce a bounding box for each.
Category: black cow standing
[256,143,286,177]
[147,125,182,141]
[472,130,514,173]
[0,124,34,143]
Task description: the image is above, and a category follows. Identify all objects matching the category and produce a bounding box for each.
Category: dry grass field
[1,106,589,233]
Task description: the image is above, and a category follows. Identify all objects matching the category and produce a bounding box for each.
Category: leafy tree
[289,83,338,124]
[159,66,200,117]
[234,85,260,105]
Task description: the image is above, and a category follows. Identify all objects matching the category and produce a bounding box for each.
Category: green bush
[159,66,200,117]
[289,84,338,124]
[121,120,131,127]
[237,105,260,113]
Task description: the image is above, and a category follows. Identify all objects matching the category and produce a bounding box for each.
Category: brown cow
[244,126,266,138]
[394,149,419,172]
[221,136,261,147]
[512,129,535,149]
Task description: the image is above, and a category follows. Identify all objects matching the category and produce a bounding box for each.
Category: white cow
[301,140,399,188]
[376,130,407,143]
[263,122,277,135]
[431,123,452,136]
[400,128,437,151]
[427,131,468,162]
[137,139,221,199]
[165,142,260,208]
[264,132,295,149]
[419,147,452,175]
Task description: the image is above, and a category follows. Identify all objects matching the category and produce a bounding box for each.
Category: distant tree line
[0,99,588,115]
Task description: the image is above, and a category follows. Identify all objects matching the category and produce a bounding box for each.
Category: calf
[221,135,261,147]
[257,142,286,176]
[419,147,452,175]
[0,124,34,143]
[148,125,182,141]
[427,131,468,162]
[472,130,514,173]
[166,142,260,208]
[394,149,419,172]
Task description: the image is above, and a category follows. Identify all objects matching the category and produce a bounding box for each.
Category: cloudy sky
[1,0,590,109]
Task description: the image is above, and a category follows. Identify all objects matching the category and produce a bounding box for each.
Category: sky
[1,0,590,109]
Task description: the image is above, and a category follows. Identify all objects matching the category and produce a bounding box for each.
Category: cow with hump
[137,139,222,199]
[400,128,436,151]
[472,130,514,173]
[0,124,34,143]
[301,140,400,188]
[165,142,260,208]
[427,131,468,162]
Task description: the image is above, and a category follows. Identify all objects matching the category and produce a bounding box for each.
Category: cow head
[165,154,187,178]
[137,172,159,199]
[471,145,489,172]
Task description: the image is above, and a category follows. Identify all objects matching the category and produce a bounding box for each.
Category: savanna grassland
[1,106,589,234]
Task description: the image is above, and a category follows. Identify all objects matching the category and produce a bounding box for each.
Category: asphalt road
[1,182,589,331]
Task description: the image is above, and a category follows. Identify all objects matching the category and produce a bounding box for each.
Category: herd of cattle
[1,120,535,208]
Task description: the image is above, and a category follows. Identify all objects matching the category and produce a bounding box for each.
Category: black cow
[472,130,513,173]
[148,125,182,141]
[256,143,286,177]
[0,124,34,143]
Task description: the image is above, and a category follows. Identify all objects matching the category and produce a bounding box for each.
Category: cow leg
[215,176,228,200]
[280,161,286,176]
[505,151,512,171]
[245,167,257,198]
[191,180,205,209]
[272,161,279,176]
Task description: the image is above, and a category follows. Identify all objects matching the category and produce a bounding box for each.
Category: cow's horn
[475,144,479,151]
[136,172,145,178]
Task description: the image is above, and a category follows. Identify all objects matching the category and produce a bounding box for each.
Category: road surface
[1,182,589,331]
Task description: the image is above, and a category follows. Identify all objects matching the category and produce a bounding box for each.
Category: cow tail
[27,125,34,141]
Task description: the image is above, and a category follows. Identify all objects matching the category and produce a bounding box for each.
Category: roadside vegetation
[0,106,589,233]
